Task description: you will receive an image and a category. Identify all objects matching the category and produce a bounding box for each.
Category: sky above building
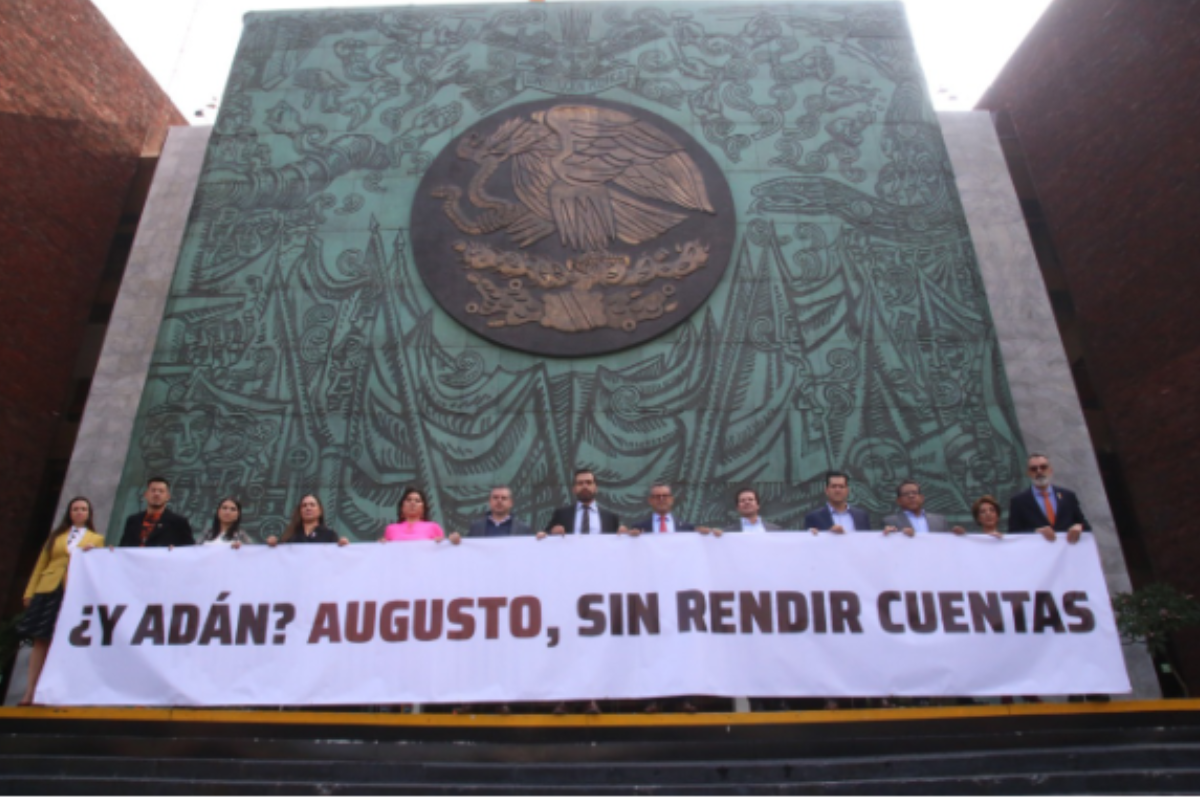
[93,0,1051,121]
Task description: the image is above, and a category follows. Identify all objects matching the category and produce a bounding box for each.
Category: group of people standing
[17,452,1089,709]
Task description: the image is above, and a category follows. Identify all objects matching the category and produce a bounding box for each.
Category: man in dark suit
[799,471,872,711]
[626,482,703,714]
[627,483,696,535]
[543,469,620,715]
[804,471,871,534]
[1009,452,1101,703]
[882,480,964,536]
[543,468,620,536]
[119,476,195,548]
[450,486,532,715]
[451,486,535,543]
[1007,452,1090,542]
[731,487,781,532]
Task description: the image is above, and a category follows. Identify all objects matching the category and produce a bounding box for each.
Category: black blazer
[803,505,871,531]
[628,515,696,533]
[120,508,195,548]
[545,504,620,534]
[1007,486,1090,533]
[283,524,340,544]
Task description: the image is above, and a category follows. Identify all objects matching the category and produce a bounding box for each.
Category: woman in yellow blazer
[19,496,105,705]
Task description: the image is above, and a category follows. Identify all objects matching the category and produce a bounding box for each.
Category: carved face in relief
[412,98,735,356]
[141,404,216,467]
[946,431,1002,502]
[848,438,912,509]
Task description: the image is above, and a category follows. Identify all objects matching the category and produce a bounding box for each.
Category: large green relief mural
[112,1,1026,539]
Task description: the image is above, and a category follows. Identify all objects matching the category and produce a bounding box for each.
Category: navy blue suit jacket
[628,516,696,533]
[1007,486,1090,534]
[803,505,871,531]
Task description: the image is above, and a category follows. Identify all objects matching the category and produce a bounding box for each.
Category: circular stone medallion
[412,98,735,357]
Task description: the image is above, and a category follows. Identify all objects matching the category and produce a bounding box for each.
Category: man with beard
[119,477,195,548]
[1007,452,1098,702]
[543,468,620,536]
[1007,452,1090,541]
[541,468,621,715]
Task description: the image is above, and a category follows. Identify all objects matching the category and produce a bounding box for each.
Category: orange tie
[659,515,668,533]
[1040,489,1056,526]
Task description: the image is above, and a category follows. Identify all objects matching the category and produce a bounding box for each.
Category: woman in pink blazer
[383,487,445,542]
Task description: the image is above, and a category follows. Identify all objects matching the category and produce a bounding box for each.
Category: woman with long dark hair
[201,497,251,547]
[266,494,349,546]
[18,497,105,705]
[383,487,445,541]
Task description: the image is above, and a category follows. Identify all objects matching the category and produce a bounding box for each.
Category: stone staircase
[2,704,1198,793]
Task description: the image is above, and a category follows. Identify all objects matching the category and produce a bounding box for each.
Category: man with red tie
[628,483,697,535]
[1006,452,1090,542]
[626,482,704,714]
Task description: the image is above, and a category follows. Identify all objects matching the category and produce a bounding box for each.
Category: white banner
[37,532,1131,706]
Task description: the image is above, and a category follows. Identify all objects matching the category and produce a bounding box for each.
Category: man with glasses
[1007,452,1090,541]
[882,480,963,535]
[627,483,697,535]
[625,483,705,713]
[1008,452,1100,703]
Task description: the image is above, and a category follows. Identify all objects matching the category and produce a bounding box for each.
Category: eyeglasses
[1028,464,1050,473]
[649,494,672,499]
[898,490,922,497]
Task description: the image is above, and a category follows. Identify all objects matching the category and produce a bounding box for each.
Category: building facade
[979,0,1200,692]
[0,0,184,612]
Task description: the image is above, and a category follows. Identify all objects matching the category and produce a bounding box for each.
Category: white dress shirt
[903,510,930,534]
[740,517,766,533]
[574,502,601,534]
[829,505,857,532]
[653,513,676,533]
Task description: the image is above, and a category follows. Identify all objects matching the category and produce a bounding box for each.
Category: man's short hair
[146,476,171,490]
[573,468,596,482]
[735,486,759,504]
[490,485,513,496]
[896,480,920,497]
[649,482,672,494]
[825,470,850,486]
[1027,451,1050,463]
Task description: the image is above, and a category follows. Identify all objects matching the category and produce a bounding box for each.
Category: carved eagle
[436,105,715,252]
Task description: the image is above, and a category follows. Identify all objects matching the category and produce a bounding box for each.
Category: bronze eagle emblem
[432,104,715,253]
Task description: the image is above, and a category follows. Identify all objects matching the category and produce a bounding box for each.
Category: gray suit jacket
[732,517,782,532]
[882,510,949,532]
[465,515,535,538]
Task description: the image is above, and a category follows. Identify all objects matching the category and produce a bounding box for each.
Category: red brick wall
[980,0,1200,687]
[0,0,185,603]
